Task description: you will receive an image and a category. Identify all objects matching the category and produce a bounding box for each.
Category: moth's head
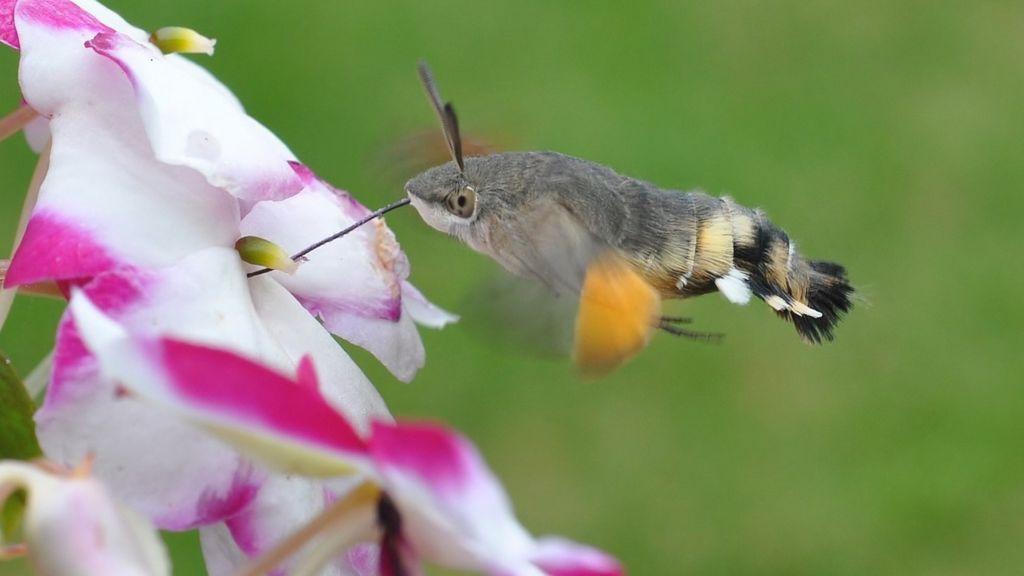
[404,161,480,239]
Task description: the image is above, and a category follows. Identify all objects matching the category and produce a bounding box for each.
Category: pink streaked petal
[4,210,120,288]
[240,185,403,323]
[529,538,623,576]
[38,250,282,529]
[13,12,240,281]
[201,485,379,576]
[37,332,265,530]
[148,338,369,461]
[68,291,370,479]
[347,543,382,576]
[286,162,377,220]
[84,30,302,206]
[370,422,482,495]
[248,278,391,433]
[222,476,356,576]
[16,0,111,37]
[320,306,425,384]
[15,0,147,41]
[1,0,17,48]
[369,422,535,572]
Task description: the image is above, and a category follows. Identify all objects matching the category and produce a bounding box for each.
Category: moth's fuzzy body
[407,151,854,343]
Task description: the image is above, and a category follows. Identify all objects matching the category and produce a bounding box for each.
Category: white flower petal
[369,422,540,573]
[240,165,448,381]
[322,306,426,384]
[84,30,302,206]
[401,282,458,328]
[248,277,392,432]
[240,181,403,325]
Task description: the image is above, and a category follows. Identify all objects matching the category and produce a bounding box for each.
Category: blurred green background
[2,1,1022,574]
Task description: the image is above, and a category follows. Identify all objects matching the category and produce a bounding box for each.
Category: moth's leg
[657,320,724,342]
[660,316,694,325]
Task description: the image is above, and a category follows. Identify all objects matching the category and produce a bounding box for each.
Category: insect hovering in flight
[402,62,854,375]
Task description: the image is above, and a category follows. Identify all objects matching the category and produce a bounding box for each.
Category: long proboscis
[417,61,464,172]
[246,197,411,278]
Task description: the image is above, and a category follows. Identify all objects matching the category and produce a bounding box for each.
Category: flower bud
[149,27,216,55]
[235,236,299,274]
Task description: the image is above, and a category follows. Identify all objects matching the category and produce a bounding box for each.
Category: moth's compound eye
[445,185,476,219]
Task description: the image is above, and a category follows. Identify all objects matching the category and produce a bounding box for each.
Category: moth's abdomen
[726,202,854,342]
[632,193,854,343]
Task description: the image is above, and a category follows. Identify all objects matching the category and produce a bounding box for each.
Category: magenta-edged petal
[369,422,535,572]
[248,278,391,433]
[37,249,280,529]
[16,0,146,41]
[68,291,371,479]
[240,172,442,381]
[52,250,376,479]
[4,210,119,288]
[200,475,376,576]
[347,543,384,576]
[529,538,623,576]
[10,9,239,285]
[15,0,110,37]
[240,184,403,324]
[148,338,370,468]
[369,423,623,576]
[84,30,302,206]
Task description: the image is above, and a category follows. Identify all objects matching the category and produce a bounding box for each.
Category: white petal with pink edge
[240,166,454,381]
[6,5,239,287]
[240,179,405,325]
[67,291,373,479]
[199,474,377,576]
[36,249,280,529]
[368,422,623,576]
[84,29,302,206]
[0,460,170,576]
[248,277,392,433]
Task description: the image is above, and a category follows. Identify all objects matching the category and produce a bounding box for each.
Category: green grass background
[2,1,1022,574]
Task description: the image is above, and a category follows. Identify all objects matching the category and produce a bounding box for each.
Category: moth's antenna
[417,61,465,172]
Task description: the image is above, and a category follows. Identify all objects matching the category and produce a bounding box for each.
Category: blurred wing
[460,269,577,360]
[369,130,499,189]
[491,199,662,375]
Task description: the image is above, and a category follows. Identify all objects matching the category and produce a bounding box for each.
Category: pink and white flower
[0,459,169,576]
[69,291,624,576]
[0,0,452,573]
[0,0,453,381]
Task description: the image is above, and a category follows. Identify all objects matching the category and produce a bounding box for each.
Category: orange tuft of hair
[573,253,661,376]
